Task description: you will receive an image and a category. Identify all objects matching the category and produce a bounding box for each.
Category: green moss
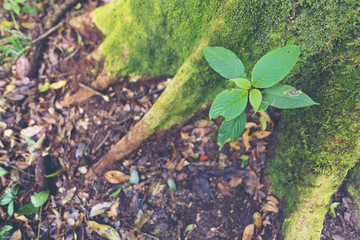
[93,0,360,238]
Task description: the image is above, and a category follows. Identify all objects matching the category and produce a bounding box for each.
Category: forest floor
[0,0,359,239]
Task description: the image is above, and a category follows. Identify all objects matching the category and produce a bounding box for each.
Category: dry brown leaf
[16,56,30,80]
[245,122,258,129]
[250,131,272,140]
[262,201,279,213]
[10,229,22,240]
[20,125,45,138]
[49,80,67,89]
[104,170,130,184]
[242,224,255,240]
[90,202,113,217]
[242,128,251,151]
[229,141,241,150]
[175,158,186,171]
[229,177,243,188]
[107,200,119,218]
[14,213,29,223]
[218,180,234,197]
[266,196,279,205]
[253,212,262,229]
[64,187,77,202]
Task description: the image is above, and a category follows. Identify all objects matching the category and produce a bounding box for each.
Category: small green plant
[0,225,13,240]
[0,184,18,216]
[202,45,318,148]
[329,202,340,218]
[16,190,49,215]
[3,0,36,15]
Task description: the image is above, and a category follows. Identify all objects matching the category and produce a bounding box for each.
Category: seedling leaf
[249,89,262,113]
[16,203,38,215]
[252,45,300,88]
[202,47,245,79]
[167,178,176,192]
[209,89,248,121]
[0,167,8,177]
[258,101,269,112]
[229,78,251,89]
[30,190,49,207]
[218,111,246,149]
[262,84,318,109]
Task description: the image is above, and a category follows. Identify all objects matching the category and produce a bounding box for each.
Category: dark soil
[0,1,359,240]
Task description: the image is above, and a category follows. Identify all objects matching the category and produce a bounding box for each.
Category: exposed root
[69,11,104,43]
[86,119,154,179]
[86,46,106,63]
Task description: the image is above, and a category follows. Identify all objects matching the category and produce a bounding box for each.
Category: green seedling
[329,202,340,218]
[3,0,36,15]
[0,185,18,216]
[202,45,318,148]
[0,225,13,240]
[16,190,49,215]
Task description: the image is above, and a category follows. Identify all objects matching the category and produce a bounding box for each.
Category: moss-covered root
[86,47,224,178]
[282,175,343,240]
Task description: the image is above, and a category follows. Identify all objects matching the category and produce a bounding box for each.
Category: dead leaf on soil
[250,131,272,141]
[49,80,67,89]
[229,177,243,188]
[242,128,251,151]
[262,200,279,213]
[16,56,30,80]
[86,221,122,240]
[20,125,45,138]
[90,202,113,217]
[218,180,235,197]
[242,224,255,240]
[175,158,187,171]
[104,170,130,184]
[10,229,22,240]
[245,122,258,129]
[253,212,262,229]
[266,196,279,205]
[107,200,119,218]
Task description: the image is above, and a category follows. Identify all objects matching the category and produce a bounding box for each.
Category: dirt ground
[0,1,359,239]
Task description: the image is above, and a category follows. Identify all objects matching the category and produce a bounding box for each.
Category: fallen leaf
[16,56,30,80]
[4,84,16,95]
[14,213,29,222]
[62,187,76,204]
[250,131,272,140]
[86,221,122,240]
[229,177,243,188]
[104,171,130,184]
[10,229,22,240]
[245,122,258,129]
[242,224,255,240]
[218,180,234,197]
[107,200,119,218]
[229,141,241,150]
[266,196,279,205]
[49,80,67,89]
[175,158,186,171]
[20,125,45,138]
[262,201,278,213]
[253,212,262,229]
[200,155,209,161]
[90,202,113,217]
[242,128,251,151]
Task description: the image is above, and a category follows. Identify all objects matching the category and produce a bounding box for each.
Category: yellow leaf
[86,221,122,240]
[242,224,255,240]
[104,170,130,184]
[229,142,241,150]
[250,131,272,140]
[253,212,262,229]
[4,84,16,95]
[49,80,67,89]
[229,177,243,188]
[242,128,251,151]
[245,122,258,129]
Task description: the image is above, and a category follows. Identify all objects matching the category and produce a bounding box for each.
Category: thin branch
[79,83,109,102]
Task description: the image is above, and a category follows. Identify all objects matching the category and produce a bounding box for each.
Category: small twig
[32,23,63,44]
[79,83,109,102]
[84,129,99,156]
[92,131,112,154]
[36,205,43,240]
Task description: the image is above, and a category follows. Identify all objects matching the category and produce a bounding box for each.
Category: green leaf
[7,200,14,216]
[185,224,196,232]
[262,85,319,109]
[229,78,251,90]
[251,45,300,88]
[167,178,176,192]
[23,5,36,14]
[0,167,8,177]
[3,2,12,10]
[16,203,38,215]
[30,190,49,207]
[0,225,12,235]
[17,0,26,3]
[109,188,122,197]
[39,82,49,92]
[217,111,246,149]
[258,101,269,112]
[25,136,36,147]
[329,202,340,218]
[0,196,12,205]
[249,89,262,113]
[209,89,248,121]
[202,47,245,79]
[12,3,20,14]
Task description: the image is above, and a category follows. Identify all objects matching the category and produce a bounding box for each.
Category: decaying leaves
[104,171,130,184]
[262,196,279,213]
[242,224,255,240]
[90,202,113,217]
[253,212,262,229]
[86,221,122,240]
[229,177,243,188]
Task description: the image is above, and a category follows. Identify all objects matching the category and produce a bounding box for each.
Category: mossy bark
[87,0,360,238]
